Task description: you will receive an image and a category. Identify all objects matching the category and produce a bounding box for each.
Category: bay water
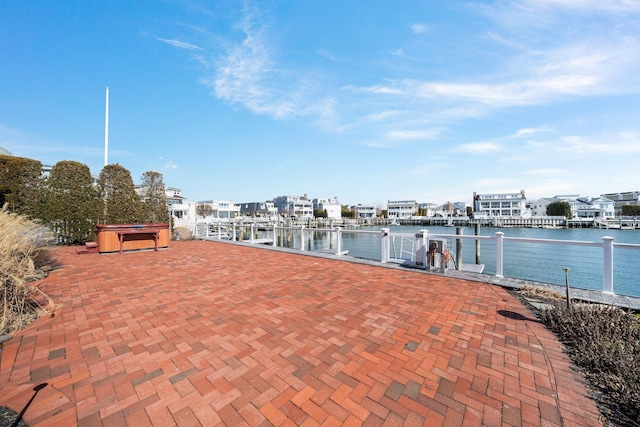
[325,225,640,298]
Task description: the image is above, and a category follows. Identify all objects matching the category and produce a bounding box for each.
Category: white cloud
[197,5,335,121]
[457,142,502,153]
[511,126,554,138]
[317,49,337,61]
[353,59,633,108]
[559,133,640,153]
[385,129,439,140]
[364,111,403,122]
[524,0,640,13]
[525,168,570,177]
[179,2,640,152]
[157,38,203,51]
[164,160,178,170]
[410,24,428,34]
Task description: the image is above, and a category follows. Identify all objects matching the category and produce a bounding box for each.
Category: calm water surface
[330,225,640,298]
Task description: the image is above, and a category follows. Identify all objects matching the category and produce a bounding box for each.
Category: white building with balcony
[313,197,342,219]
[166,187,185,206]
[433,202,467,217]
[531,195,615,219]
[197,200,240,219]
[273,195,314,218]
[352,204,377,218]
[387,200,418,219]
[473,190,530,218]
[416,203,438,217]
[171,199,241,230]
[556,195,615,219]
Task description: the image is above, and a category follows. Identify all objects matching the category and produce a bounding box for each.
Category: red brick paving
[0,240,603,426]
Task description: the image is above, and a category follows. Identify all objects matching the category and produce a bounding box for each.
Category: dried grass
[517,285,564,301]
[0,204,55,335]
[540,303,640,425]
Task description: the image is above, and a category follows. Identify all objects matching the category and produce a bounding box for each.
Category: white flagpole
[104,87,109,166]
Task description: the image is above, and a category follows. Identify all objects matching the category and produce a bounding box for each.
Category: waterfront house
[530,197,559,217]
[171,199,241,231]
[165,187,185,206]
[433,202,467,217]
[313,197,342,219]
[169,201,191,225]
[273,195,314,218]
[536,195,616,219]
[197,200,240,220]
[602,191,640,216]
[352,203,377,218]
[473,190,530,218]
[575,196,615,219]
[556,195,615,219]
[387,200,418,219]
[238,201,279,218]
[418,203,438,217]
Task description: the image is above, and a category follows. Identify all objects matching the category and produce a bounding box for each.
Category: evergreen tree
[546,201,572,219]
[98,164,144,224]
[622,205,640,216]
[0,155,43,218]
[341,205,355,218]
[139,171,168,223]
[43,161,101,244]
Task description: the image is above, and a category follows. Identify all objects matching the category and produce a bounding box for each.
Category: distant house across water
[473,190,529,218]
[602,191,640,216]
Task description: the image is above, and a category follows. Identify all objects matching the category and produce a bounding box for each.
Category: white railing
[193,223,640,297]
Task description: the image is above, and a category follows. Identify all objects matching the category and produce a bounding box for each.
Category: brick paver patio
[0,240,602,426]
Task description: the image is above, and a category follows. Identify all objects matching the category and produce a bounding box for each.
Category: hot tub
[95,223,170,254]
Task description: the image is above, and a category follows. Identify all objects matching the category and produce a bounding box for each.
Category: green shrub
[0,154,43,218]
[540,304,640,423]
[98,163,145,224]
[0,204,55,334]
[41,160,102,244]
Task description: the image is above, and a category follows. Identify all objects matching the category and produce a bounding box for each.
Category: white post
[381,228,390,263]
[300,225,305,251]
[495,232,504,278]
[104,87,109,166]
[218,222,222,239]
[602,236,614,294]
[232,223,237,241]
[415,230,427,268]
[272,224,277,246]
[250,224,255,243]
[336,227,342,255]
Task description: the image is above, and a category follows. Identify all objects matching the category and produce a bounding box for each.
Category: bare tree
[196,203,213,218]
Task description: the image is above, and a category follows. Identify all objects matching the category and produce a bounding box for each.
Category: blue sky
[1,1,639,207]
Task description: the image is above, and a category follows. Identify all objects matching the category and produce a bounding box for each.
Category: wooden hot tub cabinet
[95,223,170,254]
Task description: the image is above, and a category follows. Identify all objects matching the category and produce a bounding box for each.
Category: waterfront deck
[0,240,603,426]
